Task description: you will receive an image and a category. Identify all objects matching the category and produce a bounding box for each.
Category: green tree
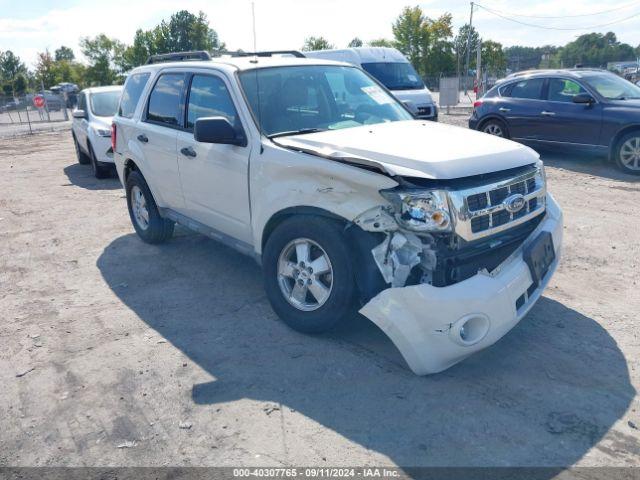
[35,50,57,88]
[80,34,126,85]
[54,46,75,62]
[302,36,334,51]
[348,37,363,48]
[424,13,455,76]
[13,73,28,95]
[481,40,506,75]
[392,6,429,75]
[0,50,27,82]
[454,24,480,72]
[553,32,635,68]
[368,38,395,48]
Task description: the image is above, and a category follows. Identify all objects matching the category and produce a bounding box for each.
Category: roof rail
[146,51,212,64]
[213,50,306,58]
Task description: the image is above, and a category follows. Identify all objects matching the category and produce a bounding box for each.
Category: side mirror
[572,93,594,105]
[194,117,246,146]
[72,109,87,119]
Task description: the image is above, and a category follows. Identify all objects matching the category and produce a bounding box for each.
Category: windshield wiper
[268,128,326,139]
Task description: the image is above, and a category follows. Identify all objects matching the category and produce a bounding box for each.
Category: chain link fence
[0,92,71,137]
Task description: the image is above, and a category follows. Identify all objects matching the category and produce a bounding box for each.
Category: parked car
[72,86,123,178]
[303,47,438,120]
[470,69,640,175]
[112,51,562,375]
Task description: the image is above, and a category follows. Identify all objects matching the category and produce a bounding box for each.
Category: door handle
[541,111,556,116]
[499,107,511,112]
[180,146,197,158]
[137,134,148,143]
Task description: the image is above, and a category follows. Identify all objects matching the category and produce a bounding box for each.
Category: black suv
[469,69,640,175]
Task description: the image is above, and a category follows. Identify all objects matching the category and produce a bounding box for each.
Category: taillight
[111,123,117,151]
[473,100,483,109]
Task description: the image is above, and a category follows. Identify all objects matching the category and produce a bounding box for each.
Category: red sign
[33,95,45,108]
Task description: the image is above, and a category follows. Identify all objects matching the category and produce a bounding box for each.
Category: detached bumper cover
[359,193,563,375]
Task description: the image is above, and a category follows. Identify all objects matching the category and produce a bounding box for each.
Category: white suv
[112,51,563,375]
[72,86,123,178]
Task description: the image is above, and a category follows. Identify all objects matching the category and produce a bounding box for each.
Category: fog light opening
[451,314,490,346]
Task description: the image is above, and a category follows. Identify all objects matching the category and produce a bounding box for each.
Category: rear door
[176,72,252,244]
[537,77,603,146]
[497,78,547,140]
[135,72,187,210]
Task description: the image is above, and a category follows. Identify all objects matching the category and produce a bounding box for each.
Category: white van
[304,47,437,120]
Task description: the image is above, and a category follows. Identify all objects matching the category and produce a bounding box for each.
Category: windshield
[239,65,413,137]
[583,74,640,100]
[361,62,424,90]
[90,90,121,117]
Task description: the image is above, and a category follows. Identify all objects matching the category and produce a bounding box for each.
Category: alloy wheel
[277,238,333,312]
[620,136,640,171]
[483,123,504,137]
[131,185,150,230]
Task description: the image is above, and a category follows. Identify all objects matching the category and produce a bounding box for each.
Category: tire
[73,134,90,165]
[125,170,175,244]
[88,144,111,179]
[614,131,640,175]
[263,216,357,334]
[481,118,509,139]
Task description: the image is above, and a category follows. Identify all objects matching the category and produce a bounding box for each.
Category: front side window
[361,62,424,90]
[186,75,239,130]
[146,73,186,127]
[547,78,587,103]
[90,91,121,117]
[583,74,640,100]
[503,78,545,100]
[119,72,150,119]
[239,65,413,137]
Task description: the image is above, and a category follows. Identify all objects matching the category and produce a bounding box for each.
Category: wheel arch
[609,124,640,162]
[478,115,509,133]
[261,206,348,253]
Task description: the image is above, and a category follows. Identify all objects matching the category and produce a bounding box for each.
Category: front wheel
[615,131,640,175]
[262,216,356,334]
[89,144,111,179]
[481,119,509,139]
[73,135,90,165]
[125,170,175,244]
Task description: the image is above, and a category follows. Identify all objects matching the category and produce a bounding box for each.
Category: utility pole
[464,1,474,95]
[476,40,482,98]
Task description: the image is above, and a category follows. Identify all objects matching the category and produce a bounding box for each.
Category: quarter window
[146,73,186,127]
[186,75,239,130]
[547,78,587,103]
[119,72,150,119]
[503,78,545,100]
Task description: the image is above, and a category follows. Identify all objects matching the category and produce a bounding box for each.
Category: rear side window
[502,78,545,100]
[186,75,239,130]
[146,73,186,127]
[547,78,587,103]
[119,72,150,118]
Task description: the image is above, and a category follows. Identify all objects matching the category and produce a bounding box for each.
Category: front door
[537,77,603,146]
[176,73,252,244]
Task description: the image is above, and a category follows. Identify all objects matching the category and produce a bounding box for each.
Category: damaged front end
[350,163,562,375]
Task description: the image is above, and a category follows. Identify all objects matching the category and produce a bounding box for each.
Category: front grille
[447,165,546,241]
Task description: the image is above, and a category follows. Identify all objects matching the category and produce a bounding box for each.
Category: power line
[475,3,640,30]
[474,1,640,19]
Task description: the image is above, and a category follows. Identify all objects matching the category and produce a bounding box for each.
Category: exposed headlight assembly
[380,189,452,232]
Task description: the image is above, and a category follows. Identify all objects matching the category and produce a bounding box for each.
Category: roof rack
[213,50,306,58]
[146,51,212,64]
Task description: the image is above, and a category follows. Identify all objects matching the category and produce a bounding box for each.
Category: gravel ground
[1,125,640,468]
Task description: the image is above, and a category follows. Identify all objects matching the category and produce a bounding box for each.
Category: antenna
[251,1,264,143]
[251,2,258,59]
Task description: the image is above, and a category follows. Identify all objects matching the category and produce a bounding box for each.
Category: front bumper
[92,135,115,164]
[359,193,563,375]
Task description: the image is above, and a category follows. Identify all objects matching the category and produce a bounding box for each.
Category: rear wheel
[263,216,356,334]
[481,119,509,139]
[73,135,90,165]
[615,131,640,175]
[125,170,175,244]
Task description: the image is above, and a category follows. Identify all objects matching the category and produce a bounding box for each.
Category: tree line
[1,6,639,97]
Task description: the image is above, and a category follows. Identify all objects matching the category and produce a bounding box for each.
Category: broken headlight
[380,189,452,233]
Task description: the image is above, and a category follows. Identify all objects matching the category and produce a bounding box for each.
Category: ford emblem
[504,194,526,213]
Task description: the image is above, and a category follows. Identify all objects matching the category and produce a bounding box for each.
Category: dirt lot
[1,121,640,468]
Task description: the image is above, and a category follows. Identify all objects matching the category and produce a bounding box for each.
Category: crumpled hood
[275,120,539,179]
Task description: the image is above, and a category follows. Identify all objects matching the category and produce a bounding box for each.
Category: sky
[1,0,639,68]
